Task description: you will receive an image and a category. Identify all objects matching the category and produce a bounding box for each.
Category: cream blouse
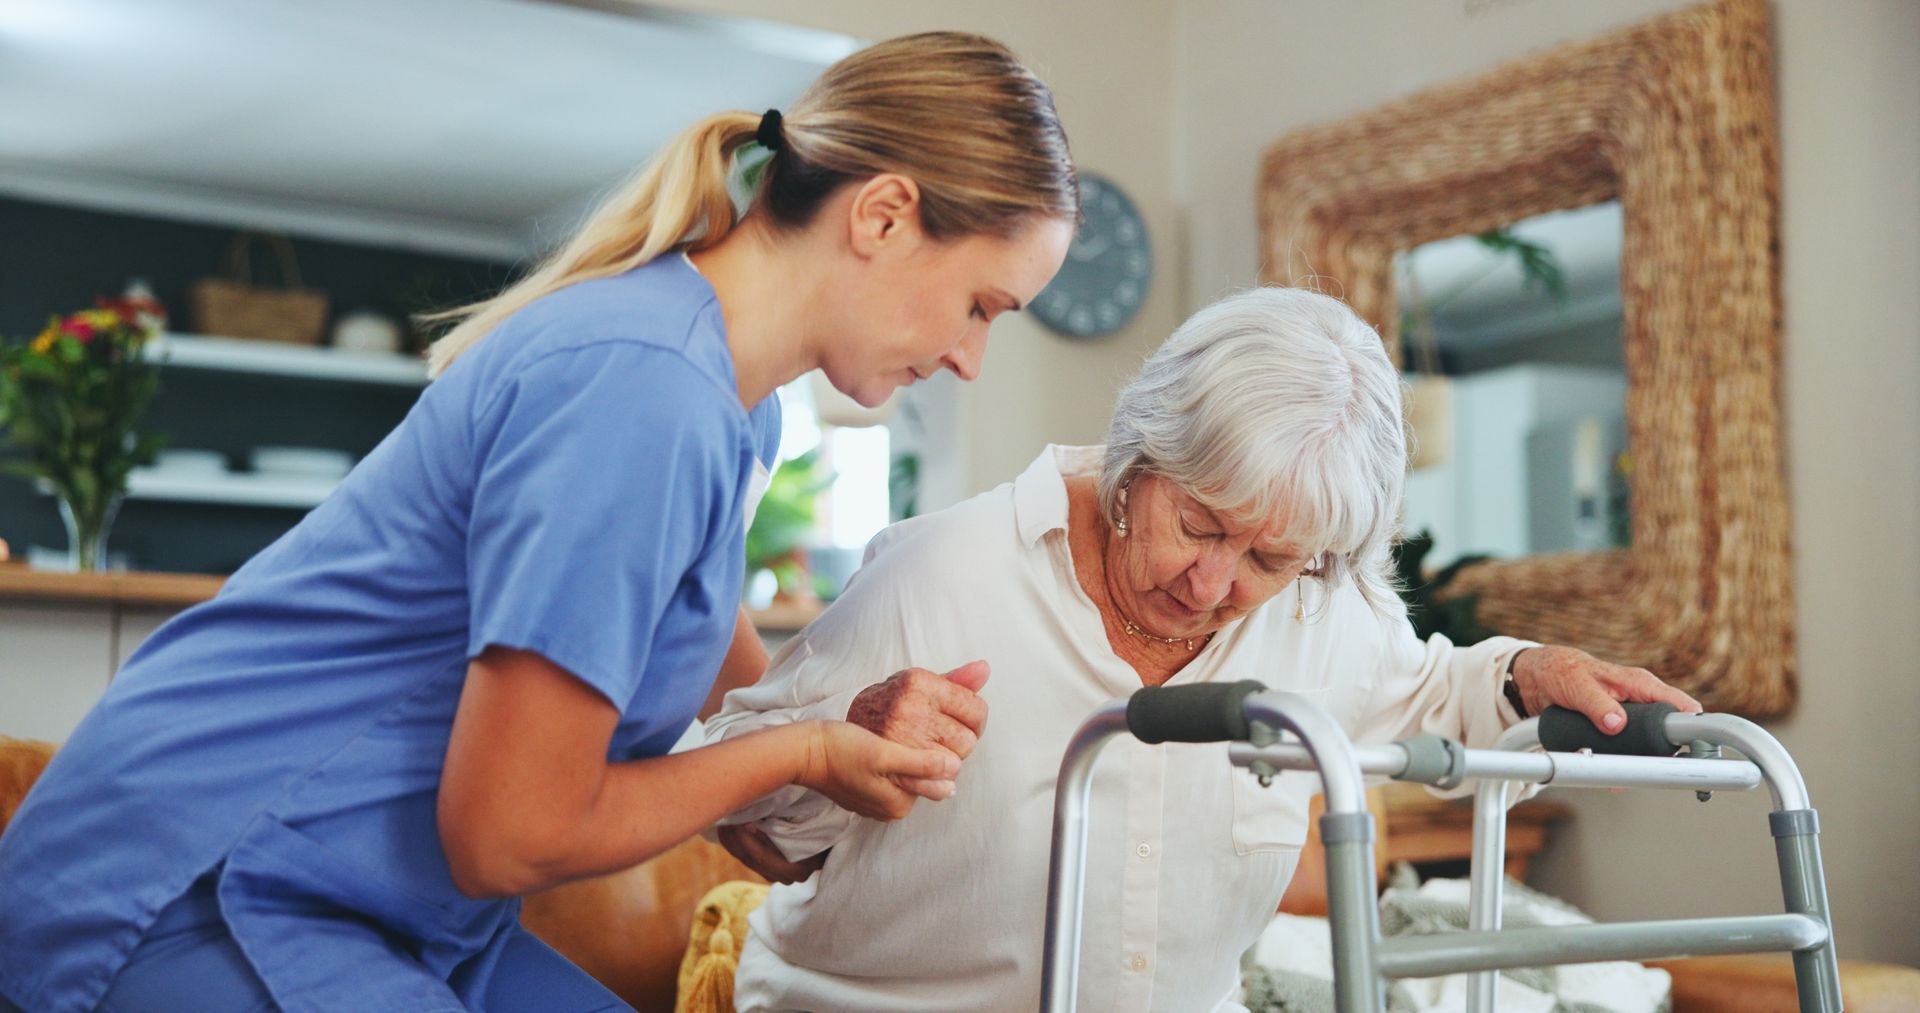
[706,445,1531,1012]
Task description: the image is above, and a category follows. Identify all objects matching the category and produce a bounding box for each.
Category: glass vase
[57,492,123,572]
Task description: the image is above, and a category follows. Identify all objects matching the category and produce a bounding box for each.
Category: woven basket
[190,232,329,344]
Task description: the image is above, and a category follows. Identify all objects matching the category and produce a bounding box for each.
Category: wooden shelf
[146,332,428,387]
[1379,780,1570,880]
[0,565,224,608]
[746,600,823,632]
[0,564,824,630]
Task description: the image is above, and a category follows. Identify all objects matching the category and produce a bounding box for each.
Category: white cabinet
[0,599,186,742]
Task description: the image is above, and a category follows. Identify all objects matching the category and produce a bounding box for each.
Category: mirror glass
[1397,200,1628,570]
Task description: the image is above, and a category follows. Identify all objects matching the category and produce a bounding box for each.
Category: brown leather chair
[0,736,58,838]
[520,838,761,1011]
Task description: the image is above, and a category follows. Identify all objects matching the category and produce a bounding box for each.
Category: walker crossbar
[1224,739,1766,793]
[1374,913,1829,978]
[1038,688,1843,1012]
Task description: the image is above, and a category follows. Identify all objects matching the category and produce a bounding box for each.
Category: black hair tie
[756,109,785,153]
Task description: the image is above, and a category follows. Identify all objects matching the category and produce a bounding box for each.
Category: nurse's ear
[845,173,926,260]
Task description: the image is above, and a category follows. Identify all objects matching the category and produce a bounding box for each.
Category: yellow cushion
[675,880,769,1013]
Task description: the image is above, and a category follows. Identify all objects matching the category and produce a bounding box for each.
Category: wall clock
[1030,171,1152,339]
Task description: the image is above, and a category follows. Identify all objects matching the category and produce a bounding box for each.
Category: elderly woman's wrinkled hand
[1508,644,1702,733]
[848,661,990,796]
[717,822,829,885]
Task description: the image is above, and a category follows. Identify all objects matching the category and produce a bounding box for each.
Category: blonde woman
[0,33,1075,1013]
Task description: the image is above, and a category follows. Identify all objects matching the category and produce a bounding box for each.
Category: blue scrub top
[0,254,781,1012]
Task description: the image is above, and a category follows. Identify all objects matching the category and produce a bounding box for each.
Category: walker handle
[1538,702,1681,756]
[1126,680,1266,743]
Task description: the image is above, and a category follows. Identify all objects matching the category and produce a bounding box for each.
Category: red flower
[94,295,165,333]
[61,318,96,343]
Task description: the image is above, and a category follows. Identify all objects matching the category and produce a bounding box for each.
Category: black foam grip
[1126,680,1266,744]
[1537,702,1680,756]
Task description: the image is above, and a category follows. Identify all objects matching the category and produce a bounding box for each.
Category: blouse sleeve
[465,344,740,711]
[702,527,927,859]
[1346,600,1539,797]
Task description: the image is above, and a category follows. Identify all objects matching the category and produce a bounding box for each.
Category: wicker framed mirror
[1258,0,1792,716]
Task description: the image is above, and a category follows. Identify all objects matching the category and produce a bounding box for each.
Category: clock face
[1030,172,1152,339]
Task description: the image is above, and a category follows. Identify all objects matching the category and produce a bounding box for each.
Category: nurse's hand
[848,660,990,797]
[796,720,962,821]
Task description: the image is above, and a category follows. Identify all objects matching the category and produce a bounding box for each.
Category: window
[745,373,893,607]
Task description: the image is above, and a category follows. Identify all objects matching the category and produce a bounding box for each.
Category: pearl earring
[1115,481,1132,538]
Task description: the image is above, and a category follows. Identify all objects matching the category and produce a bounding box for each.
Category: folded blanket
[1243,867,1670,1013]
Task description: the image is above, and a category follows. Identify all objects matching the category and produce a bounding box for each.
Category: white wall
[1175,0,1920,964]
[1406,365,1627,566]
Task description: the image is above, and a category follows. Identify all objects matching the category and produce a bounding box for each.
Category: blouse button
[1135,842,1152,858]
[1130,954,1148,972]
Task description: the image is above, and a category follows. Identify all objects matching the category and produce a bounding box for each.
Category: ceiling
[1399,200,1624,353]
[0,0,856,260]
[0,1,1624,319]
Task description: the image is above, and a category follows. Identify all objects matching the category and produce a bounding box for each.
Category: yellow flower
[29,326,58,354]
[76,309,121,330]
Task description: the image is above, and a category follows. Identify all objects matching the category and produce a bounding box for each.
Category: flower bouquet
[0,297,167,570]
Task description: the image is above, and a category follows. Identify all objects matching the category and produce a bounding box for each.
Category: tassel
[675,881,768,1013]
[678,928,737,1012]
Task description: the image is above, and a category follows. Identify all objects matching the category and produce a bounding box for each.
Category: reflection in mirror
[1397,201,1626,571]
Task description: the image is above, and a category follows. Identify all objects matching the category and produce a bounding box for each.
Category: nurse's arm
[437,645,959,899]
[696,606,771,722]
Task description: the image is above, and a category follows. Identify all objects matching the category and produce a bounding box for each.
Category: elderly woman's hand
[1508,645,1702,732]
[847,661,990,795]
[713,664,993,882]
[717,823,829,885]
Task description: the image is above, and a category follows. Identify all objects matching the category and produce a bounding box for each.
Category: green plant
[0,297,167,569]
[888,452,919,522]
[1401,226,1569,367]
[1391,530,1503,644]
[886,393,927,523]
[1470,227,1567,301]
[744,449,835,596]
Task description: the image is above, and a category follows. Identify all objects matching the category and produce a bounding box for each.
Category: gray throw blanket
[1242,867,1671,1013]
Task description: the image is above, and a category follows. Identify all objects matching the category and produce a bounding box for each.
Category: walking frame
[1040,682,1842,1011]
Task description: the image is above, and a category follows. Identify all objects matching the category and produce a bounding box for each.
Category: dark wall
[0,196,523,573]
[0,195,518,345]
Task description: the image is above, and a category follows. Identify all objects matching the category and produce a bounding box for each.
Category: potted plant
[0,297,167,571]
[744,449,835,605]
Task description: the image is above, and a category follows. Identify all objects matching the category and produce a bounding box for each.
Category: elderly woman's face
[1111,475,1316,638]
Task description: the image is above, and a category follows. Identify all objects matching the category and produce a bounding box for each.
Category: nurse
[0,31,1078,1013]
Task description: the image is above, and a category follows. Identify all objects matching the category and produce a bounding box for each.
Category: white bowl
[249,446,353,480]
[151,449,229,476]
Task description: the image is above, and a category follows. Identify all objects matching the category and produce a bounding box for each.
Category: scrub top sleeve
[750,386,784,470]
[466,344,737,711]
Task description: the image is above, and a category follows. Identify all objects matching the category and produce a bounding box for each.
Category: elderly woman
[705,287,1698,1012]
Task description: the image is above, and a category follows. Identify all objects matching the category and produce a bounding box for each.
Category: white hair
[1099,287,1408,614]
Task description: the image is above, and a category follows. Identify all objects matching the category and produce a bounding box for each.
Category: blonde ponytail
[424,111,759,376]
[426,32,1078,377]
